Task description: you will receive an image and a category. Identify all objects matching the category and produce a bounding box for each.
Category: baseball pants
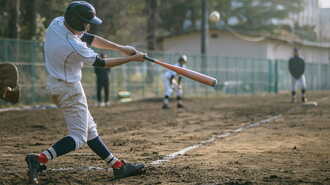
[163,77,183,97]
[47,76,99,149]
[291,75,307,92]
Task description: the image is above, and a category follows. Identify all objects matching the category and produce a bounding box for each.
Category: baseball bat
[144,56,217,87]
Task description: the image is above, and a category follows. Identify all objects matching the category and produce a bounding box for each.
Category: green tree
[214,0,304,34]
[158,0,201,34]
[6,0,20,39]
[157,0,304,37]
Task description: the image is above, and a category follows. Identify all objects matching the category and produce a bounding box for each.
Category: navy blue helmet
[64,1,102,31]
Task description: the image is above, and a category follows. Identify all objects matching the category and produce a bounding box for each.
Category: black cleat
[162,104,170,109]
[113,161,145,179]
[177,103,184,108]
[25,154,47,184]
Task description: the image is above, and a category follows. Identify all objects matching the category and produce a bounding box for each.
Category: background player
[94,53,111,107]
[288,48,307,103]
[162,55,187,109]
[25,1,145,184]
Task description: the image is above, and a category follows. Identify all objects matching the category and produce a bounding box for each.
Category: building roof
[162,26,330,49]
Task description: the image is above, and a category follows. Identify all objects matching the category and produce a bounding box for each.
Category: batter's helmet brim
[87,16,103,24]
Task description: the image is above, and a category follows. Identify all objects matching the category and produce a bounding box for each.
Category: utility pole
[201,0,209,73]
[201,0,208,55]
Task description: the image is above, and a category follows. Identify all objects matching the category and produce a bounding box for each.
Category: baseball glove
[0,63,20,104]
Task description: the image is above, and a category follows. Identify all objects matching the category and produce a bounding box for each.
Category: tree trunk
[7,0,20,39]
[146,0,157,83]
[21,0,36,39]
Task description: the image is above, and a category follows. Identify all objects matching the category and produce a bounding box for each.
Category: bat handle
[144,55,156,63]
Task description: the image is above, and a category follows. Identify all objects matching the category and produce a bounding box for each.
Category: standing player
[95,53,111,107]
[25,1,145,184]
[162,55,187,109]
[288,48,307,103]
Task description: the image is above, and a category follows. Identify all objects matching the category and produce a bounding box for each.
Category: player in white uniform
[25,1,145,184]
[162,55,187,109]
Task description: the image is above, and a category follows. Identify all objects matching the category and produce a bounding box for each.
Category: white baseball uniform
[44,16,99,149]
[291,75,307,92]
[163,63,185,97]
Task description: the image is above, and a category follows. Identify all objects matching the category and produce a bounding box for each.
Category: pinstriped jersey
[164,63,186,79]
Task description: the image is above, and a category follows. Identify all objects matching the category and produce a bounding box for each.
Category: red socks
[38,153,48,164]
[112,160,124,169]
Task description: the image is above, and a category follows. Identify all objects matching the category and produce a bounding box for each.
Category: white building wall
[163,31,268,59]
[162,30,330,64]
[267,40,330,63]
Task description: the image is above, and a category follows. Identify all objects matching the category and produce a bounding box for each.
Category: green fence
[1,39,330,105]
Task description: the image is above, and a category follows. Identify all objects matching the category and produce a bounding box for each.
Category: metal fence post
[31,41,36,103]
[268,60,272,93]
[274,60,278,94]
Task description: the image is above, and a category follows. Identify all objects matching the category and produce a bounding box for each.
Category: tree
[20,0,37,40]
[215,0,304,35]
[158,0,201,34]
[157,0,304,37]
[6,0,20,39]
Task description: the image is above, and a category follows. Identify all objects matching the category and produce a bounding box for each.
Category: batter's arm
[91,35,136,56]
[93,52,145,68]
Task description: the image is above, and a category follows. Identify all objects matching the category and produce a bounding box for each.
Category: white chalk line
[0,104,57,113]
[150,115,281,165]
[41,114,282,172]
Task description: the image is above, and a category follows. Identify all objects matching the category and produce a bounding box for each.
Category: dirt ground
[0,91,330,185]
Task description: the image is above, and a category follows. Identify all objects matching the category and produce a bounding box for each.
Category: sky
[319,0,330,8]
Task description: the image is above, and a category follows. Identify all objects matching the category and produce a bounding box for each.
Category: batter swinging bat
[144,56,217,87]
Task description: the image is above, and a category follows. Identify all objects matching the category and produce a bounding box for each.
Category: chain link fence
[1,39,330,105]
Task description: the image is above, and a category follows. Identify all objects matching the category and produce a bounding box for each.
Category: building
[158,0,330,63]
[320,8,330,41]
[160,29,330,64]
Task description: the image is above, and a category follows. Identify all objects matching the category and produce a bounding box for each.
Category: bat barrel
[144,55,218,87]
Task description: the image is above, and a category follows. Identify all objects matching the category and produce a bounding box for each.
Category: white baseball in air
[209,11,220,23]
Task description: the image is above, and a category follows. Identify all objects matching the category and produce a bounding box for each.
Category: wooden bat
[144,56,217,87]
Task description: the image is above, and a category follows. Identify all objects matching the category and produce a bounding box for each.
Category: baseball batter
[25,1,145,184]
[288,48,307,103]
[162,55,187,109]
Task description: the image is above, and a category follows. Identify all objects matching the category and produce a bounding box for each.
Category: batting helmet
[178,55,188,64]
[64,1,102,32]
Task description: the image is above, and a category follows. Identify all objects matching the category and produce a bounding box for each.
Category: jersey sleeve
[68,37,98,65]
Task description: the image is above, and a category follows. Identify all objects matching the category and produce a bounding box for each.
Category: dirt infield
[0,91,330,185]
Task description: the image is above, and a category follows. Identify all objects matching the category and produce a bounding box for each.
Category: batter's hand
[121,45,138,56]
[130,51,146,62]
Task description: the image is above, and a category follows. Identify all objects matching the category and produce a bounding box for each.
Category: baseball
[209,11,220,23]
